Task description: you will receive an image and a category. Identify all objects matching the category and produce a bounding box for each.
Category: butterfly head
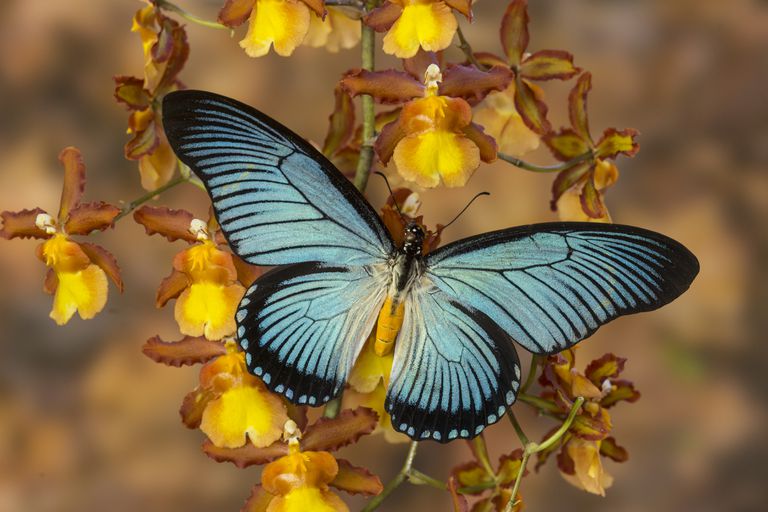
[402,222,425,257]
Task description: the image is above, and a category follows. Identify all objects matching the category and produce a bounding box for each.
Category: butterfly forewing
[426,222,700,355]
[162,90,393,266]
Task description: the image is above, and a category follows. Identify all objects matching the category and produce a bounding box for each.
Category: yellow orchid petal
[343,382,408,444]
[138,135,177,191]
[50,264,108,325]
[561,438,614,496]
[393,130,479,188]
[269,487,348,512]
[200,384,287,448]
[347,334,393,393]
[304,7,361,52]
[383,1,458,58]
[174,281,245,340]
[555,186,612,223]
[240,0,311,57]
[473,86,540,156]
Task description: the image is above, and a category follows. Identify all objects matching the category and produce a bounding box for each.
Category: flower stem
[156,0,228,30]
[507,410,530,447]
[471,434,497,478]
[504,397,585,512]
[114,174,188,222]
[497,151,593,173]
[407,469,446,490]
[456,26,487,71]
[517,393,561,415]
[362,441,418,512]
[353,0,378,193]
[519,355,540,395]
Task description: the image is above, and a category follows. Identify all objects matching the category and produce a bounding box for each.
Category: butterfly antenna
[374,171,404,218]
[442,192,491,230]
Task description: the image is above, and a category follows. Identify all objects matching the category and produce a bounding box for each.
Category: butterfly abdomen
[375,296,405,356]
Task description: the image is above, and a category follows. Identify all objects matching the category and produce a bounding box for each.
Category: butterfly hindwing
[426,222,699,355]
[237,262,388,405]
[386,282,521,443]
[162,90,393,266]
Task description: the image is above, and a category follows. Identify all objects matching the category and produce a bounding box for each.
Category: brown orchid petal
[381,206,406,247]
[286,403,309,432]
[202,438,289,468]
[585,354,627,386]
[113,75,150,110]
[299,0,326,18]
[232,254,264,287]
[550,163,591,208]
[403,49,441,80]
[218,0,256,27]
[571,411,611,441]
[153,20,189,95]
[601,379,641,408]
[341,69,423,104]
[373,107,403,134]
[330,459,384,496]
[125,115,159,160]
[64,202,120,235]
[447,476,469,512]
[595,128,640,160]
[0,208,49,239]
[301,407,378,452]
[57,147,87,223]
[323,84,356,158]
[514,78,550,134]
[331,147,360,179]
[79,242,124,292]
[599,436,629,462]
[439,65,513,104]
[363,1,402,32]
[474,51,508,69]
[569,72,592,143]
[463,122,498,163]
[180,386,219,428]
[444,0,472,20]
[143,334,227,367]
[156,269,188,307]
[152,18,176,63]
[500,0,529,66]
[542,128,590,161]
[374,118,407,164]
[556,442,575,474]
[520,50,580,81]
[241,484,275,512]
[133,205,197,243]
[43,268,58,295]
[579,176,607,219]
[497,449,527,485]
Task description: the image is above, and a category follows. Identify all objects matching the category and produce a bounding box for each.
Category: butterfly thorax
[374,222,425,356]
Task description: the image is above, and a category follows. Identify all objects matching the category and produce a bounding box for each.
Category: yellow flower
[240,0,311,57]
[39,233,108,325]
[381,1,460,58]
[173,239,246,340]
[561,438,614,496]
[473,83,540,156]
[304,7,361,52]
[1,147,122,326]
[391,65,486,188]
[555,160,618,223]
[196,341,288,448]
[261,438,348,512]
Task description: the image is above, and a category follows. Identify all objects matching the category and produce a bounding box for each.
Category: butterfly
[162,90,699,443]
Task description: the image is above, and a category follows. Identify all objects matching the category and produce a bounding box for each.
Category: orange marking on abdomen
[375,296,405,356]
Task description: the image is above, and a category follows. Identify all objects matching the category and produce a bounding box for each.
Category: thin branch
[507,410,530,447]
[519,355,540,394]
[407,469,447,490]
[456,25,487,71]
[353,0,378,193]
[362,441,419,512]
[115,174,187,221]
[497,151,593,173]
[517,393,561,415]
[504,397,585,512]
[156,0,228,30]
[472,435,497,478]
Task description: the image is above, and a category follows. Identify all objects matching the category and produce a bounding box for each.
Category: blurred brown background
[1,0,766,511]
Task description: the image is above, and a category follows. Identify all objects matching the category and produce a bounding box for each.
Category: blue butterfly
[162,90,699,443]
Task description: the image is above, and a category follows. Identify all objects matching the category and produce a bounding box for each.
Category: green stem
[517,393,561,415]
[362,441,418,512]
[504,397,585,512]
[353,0,378,193]
[156,0,228,30]
[471,435,497,478]
[497,151,593,173]
[456,26,487,71]
[519,355,540,395]
[457,481,498,494]
[322,397,341,419]
[114,174,187,221]
[507,410,530,447]
[407,469,446,490]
